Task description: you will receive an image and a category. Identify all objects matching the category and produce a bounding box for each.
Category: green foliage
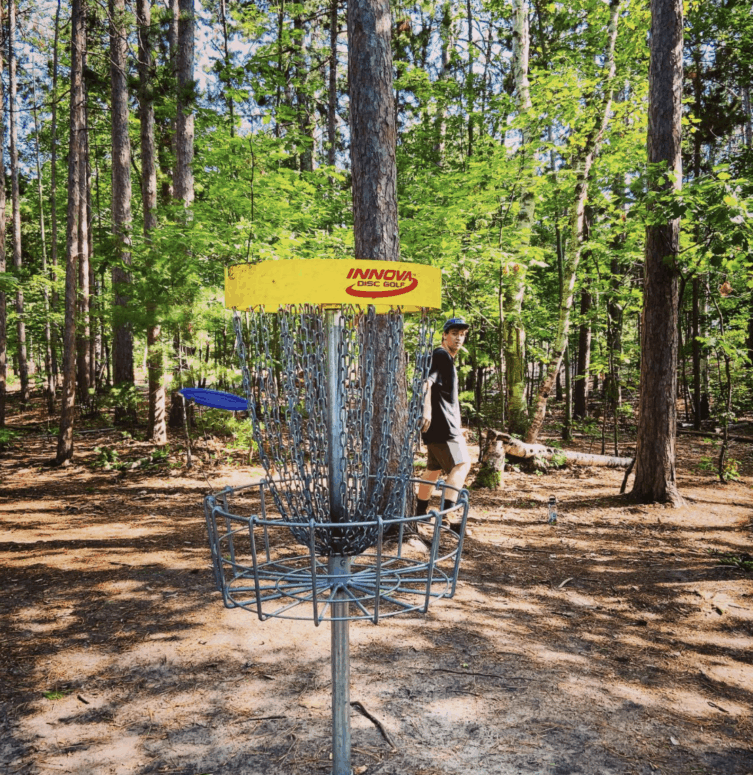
[93,446,122,470]
[716,553,753,572]
[43,690,71,701]
[0,428,21,449]
[473,463,501,489]
[103,384,142,417]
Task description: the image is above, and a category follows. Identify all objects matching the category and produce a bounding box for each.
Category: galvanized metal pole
[325,310,352,775]
[329,555,351,775]
[325,310,345,522]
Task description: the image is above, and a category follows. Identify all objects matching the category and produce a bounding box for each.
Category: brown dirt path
[1,399,752,775]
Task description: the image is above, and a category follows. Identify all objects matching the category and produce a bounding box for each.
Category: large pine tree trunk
[110,0,135,420]
[348,0,399,262]
[347,0,407,505]
[631,0,684,506]
[138,0,167,444]
[56,0,86,464]
[525,0,620,444]
[8,0,28,404]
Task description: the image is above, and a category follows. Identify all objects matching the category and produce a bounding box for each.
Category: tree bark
[218,0,235,136]
[525,0,620,443]
[50,0,62,388]
[31,70,55,414]
[293,12,313,172]
[0,9,6,427]
[347,0,408,512]
[631,0,684,506]
[327,0,338,166]
[434,2,453,166]
[56,0,86,464]
[110,0,135,419]
[138,0,167,444]
[168,0,195,429]
[472,428,505,489]
[573,287,592,420]
[476,430,632,476]
[76,65,91,402]
[8,0,28,404]
[348,0,399,261]
[503,0,534,436]
[174,0,195,206]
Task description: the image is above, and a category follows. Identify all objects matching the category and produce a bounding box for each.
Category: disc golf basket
[195,259,470,775]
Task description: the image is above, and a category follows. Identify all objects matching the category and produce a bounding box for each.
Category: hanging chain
[233,305,434,556]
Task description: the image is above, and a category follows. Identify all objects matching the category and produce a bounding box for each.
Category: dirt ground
[1,394,752,775]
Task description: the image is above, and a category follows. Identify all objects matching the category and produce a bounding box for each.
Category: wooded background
[0,0,751,494]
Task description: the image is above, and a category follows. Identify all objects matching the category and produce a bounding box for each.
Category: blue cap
[443,316,470,333]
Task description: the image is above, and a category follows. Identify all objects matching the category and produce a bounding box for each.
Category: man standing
[416,317,472,525]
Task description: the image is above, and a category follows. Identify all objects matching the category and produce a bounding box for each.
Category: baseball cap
[443,316,470,333]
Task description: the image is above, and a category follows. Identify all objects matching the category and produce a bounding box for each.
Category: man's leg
[416,468,442,515]
[444,460,471,500]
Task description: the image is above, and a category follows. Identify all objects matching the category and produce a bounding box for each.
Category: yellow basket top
[225,259,441,313]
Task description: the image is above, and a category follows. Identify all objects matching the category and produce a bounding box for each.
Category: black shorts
[425,437,470,475]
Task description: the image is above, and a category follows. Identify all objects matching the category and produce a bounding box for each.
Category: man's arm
[421,379,434,433]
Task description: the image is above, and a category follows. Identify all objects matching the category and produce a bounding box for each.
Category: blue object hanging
[179,387,248,412]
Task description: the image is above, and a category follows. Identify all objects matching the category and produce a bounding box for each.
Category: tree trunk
[56,0,86,464]
[76,74,91,403]
[174,0,195,206]
[503,0,534,436]
[472,428,505,489]
[110,0,135,421]
[0,9,6,428]
[525,0,620,443]
[8,0,28,404]
[294,13,313,172]
[631,0,684,506]
[168,0,195,429]
[327,0,338,166]
[50,0,62,388]
[347,0,407,509]
[434,2,453,166]
[347,0,399,261]
[218,0,235,136]
[573,288,592,420]
[138,0,166,444]
[31,72,55,414]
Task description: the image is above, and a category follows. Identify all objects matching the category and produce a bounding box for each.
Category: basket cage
[203,477,470,624]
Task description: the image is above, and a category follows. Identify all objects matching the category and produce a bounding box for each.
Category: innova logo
[344,267,418,298]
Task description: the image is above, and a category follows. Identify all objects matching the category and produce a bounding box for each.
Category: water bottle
[547,495,557,525]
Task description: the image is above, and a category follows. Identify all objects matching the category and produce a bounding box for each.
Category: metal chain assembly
[232,305,434,556]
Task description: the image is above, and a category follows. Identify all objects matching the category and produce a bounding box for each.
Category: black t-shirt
[421,347,462,443]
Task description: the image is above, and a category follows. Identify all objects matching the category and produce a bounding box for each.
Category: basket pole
[330,555,352,775]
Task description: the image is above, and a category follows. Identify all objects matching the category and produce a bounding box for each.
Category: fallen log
[472,430,633,489]
[677,428,753,444]
[502,433,633,468]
